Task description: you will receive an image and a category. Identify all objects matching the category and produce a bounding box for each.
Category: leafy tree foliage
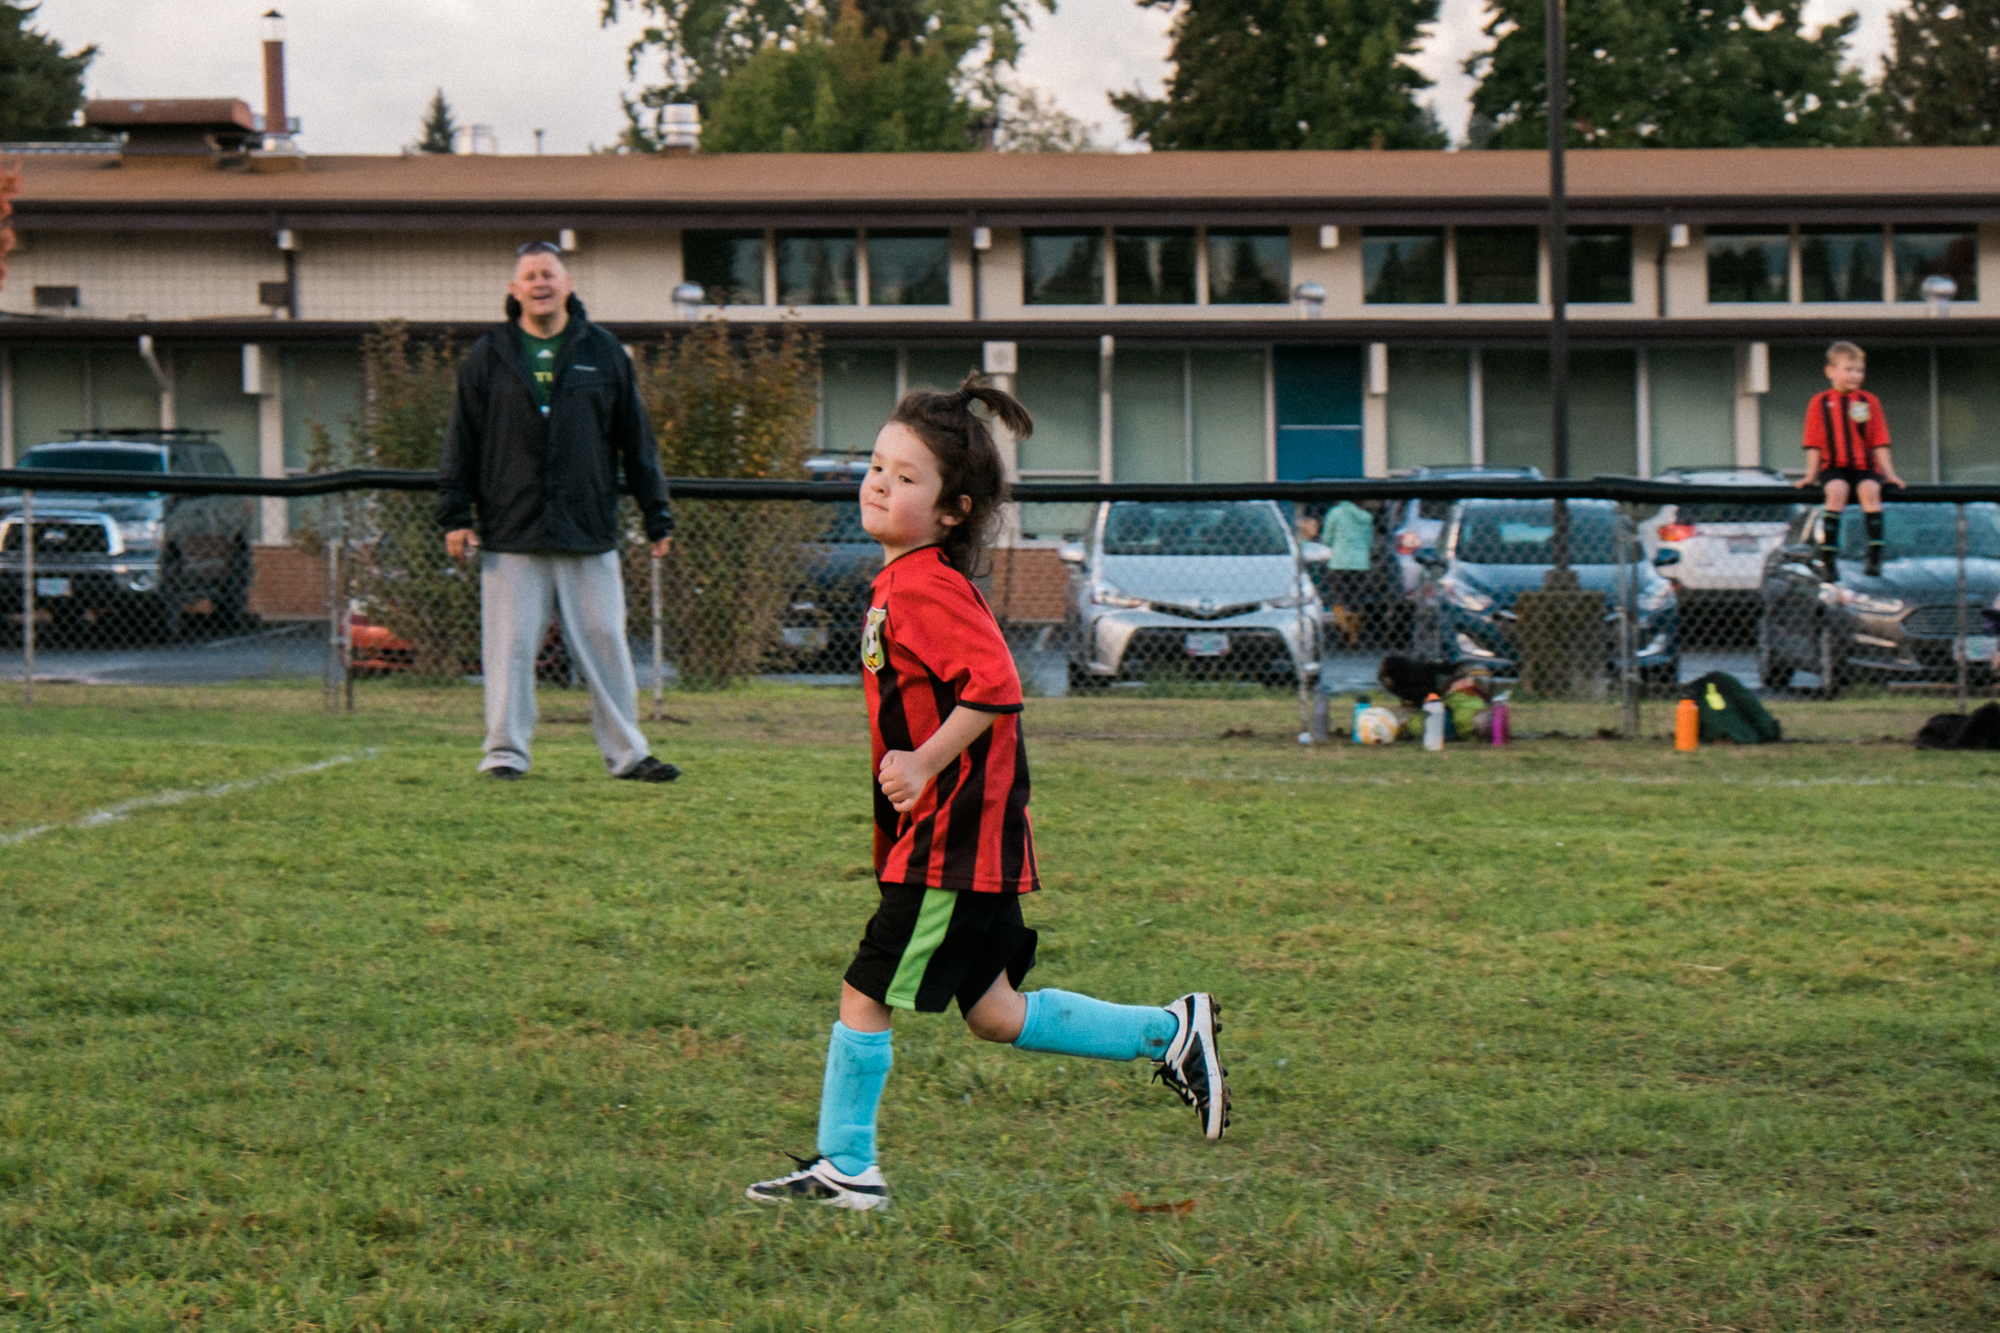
[1877,0,2000,145]
[1467,0,1873,148]
[995,83,1099,151]
[416,88,459,154]
[602,0,1043,150]
[1111,0,1446,150]
[0,2,96,142]
[701,4,975,150]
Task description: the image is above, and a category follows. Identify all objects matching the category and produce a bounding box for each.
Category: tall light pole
[1545,0,1575,586]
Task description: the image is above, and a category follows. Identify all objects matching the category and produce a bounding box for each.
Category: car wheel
[213,546,253,633]
[1815,621,1849,699]
[154,554,186,642]
[1756,617,1792,692]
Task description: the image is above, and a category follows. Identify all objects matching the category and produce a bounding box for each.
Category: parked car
[1430,498,1681,687]
[1390,464,1544,596]
[777,456,880,670]
[1059,500,1330,690]
[1637,467,1800,642]
[1757,501,2000,695]
[0,431,254,642]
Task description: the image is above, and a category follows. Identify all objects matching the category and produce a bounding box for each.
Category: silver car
[1059,500,1330,690]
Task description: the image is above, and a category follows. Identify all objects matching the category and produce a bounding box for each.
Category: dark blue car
[1429,498,1681,689]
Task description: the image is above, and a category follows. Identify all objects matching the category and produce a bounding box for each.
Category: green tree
[416,88,458,154]
[601,0,1042,149]
[701,3,974,151]
[1111,0,1446,150]
[633,321,822,687]
[0,2,97,142]
[1878,0,2000,145]
[1466,0,1873,148]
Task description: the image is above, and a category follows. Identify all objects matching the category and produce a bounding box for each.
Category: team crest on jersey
[1849,399,1871,423]
[861,606,887,673]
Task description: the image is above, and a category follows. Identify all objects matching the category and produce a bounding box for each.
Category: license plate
[1960,635,1998,662]
[1184,631,1230,657]
[34,577,70,597]
[1726,538,1762,553]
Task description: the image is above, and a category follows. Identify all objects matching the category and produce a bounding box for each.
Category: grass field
[2,682,1998,1331]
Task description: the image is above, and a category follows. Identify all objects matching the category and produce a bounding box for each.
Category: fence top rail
[3,467,2000,506]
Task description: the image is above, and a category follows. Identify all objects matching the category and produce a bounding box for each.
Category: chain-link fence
[3,466,1996,746]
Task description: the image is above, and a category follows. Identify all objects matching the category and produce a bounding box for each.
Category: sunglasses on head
[516,240,562,257]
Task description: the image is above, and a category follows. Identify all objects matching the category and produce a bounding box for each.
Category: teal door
[1274,346,1363,479]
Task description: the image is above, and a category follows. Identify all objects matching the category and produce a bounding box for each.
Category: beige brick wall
[0,231,286,320]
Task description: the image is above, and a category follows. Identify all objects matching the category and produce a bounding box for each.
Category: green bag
[1679,671,1782,744]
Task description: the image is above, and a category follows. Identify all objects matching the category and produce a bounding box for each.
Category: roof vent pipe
[260,10,293,152]
[659,104,700,153]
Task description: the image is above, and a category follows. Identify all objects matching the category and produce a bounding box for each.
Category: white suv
[1638,467,1800,637]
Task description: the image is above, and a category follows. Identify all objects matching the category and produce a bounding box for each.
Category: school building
[2,112,1997,555]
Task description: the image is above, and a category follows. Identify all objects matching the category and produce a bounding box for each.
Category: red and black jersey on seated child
[1803,389,1891,471]
[862,546,1039,895]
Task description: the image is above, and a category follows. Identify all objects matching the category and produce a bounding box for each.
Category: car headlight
[1264,584,1314,610]
[1089,584,1148,609]
[117,519,163,550]
[1438,573,1493,612]
[1821,584,1905,615]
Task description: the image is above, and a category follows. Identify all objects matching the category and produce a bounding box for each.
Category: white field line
[0,749,378,848]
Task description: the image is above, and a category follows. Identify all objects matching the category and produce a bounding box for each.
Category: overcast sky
[32,0,1908,154]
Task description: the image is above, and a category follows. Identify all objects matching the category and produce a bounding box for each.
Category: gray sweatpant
[478,550,650,776]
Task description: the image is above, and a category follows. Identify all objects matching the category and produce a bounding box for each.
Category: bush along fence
[1,468,1997,746]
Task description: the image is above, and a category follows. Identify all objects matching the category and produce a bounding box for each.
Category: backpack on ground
[1679,671,1782,744]
[1914,702,2000,751]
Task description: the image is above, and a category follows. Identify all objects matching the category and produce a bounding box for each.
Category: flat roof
[10,147,2000,230]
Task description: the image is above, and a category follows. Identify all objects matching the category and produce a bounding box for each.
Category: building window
[1706,228,1790,303]
[1455,227,1540,304]
[1567,228,1632,304]
[1024,230,1104,305]
[1207,230,1289,304]
[1113,229,1196,304]
[683,230,766,305]
[776,230,857,306]
[866,230,950,306]
[1363,229,1446,304]
[820,348,897,453]
[1800,228,1883,302]
[1894,227,1978,303]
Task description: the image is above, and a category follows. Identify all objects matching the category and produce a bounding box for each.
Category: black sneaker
[485,765,525,782]
[745,1154,890,1211]
[1817,549,1840,582]
[617,756,681,783]
[1865,543,1884,577]
[1156,992,1231,1141]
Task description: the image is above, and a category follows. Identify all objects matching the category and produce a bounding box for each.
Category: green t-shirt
[519,328,565,412]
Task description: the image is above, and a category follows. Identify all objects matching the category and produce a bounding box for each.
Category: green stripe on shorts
[884,888,957,1011]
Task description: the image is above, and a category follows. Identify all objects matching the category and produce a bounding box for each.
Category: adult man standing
[438,241,679,783]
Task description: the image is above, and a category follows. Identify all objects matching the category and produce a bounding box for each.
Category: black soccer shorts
[1819,464,1883,490]
[844,883,1038,1015]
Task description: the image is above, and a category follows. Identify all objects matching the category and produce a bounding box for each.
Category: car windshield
[1102,502,1291,557]
[1837,503,2000,560]
[1675,502,1798,525]
[19,446,167,473]
[1456,503,1630,564]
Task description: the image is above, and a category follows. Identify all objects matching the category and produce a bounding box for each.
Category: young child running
[746,378,1230,1211]
[1799,340,1906,578]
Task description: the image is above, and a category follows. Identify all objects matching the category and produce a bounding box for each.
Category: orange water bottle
[1674,697,1700,751]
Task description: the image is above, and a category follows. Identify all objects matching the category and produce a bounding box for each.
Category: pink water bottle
[1491,697,1510,746]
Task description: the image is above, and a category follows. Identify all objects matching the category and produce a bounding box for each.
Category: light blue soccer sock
[816,1022,893,1176]
[1011,989,1180,1062]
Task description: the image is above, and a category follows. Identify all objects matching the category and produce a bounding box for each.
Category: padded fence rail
[3,469,1997,746]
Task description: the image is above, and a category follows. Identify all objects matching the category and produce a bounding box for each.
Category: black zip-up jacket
[436,294,673,553]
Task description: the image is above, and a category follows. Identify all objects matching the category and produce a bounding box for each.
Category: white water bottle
[1423,693,1446,751]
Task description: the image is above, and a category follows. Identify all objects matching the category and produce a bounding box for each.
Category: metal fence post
[1294,534,1313,744]
[1955,501,1970,715]
[326,506,347,714]
[20,488,32,708]
[1619,503,1639,738]
[650,552,665,722]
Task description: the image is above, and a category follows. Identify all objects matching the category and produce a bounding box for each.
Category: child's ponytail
[889,372,1033,578]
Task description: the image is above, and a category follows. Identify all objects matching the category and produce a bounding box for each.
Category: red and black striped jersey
[862,546,1038,895]
[1804,390,1891,470]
